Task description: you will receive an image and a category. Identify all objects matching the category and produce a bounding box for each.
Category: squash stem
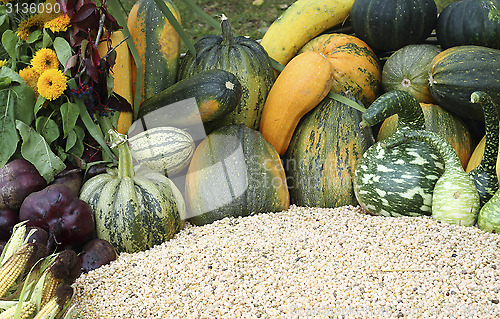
[109,130,135,179]
[220,14,234,46]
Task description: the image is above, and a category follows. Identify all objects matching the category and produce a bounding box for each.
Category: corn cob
[33,285,74,319]
[0,301,35,319]
[39,250,81,308]
[0,243,42,298]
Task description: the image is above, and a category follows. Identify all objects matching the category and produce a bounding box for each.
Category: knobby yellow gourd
[259,51,334,156]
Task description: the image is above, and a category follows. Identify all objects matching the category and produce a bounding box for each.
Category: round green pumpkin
[350,0,438,52]
[79,130,185,254]
[436,0,500,50]
[184,124,289,226]
[285,95,375,208]
[382,44,441,104]
[177,16,275,134]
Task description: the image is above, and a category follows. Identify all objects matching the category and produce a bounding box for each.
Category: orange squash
[98,31,134,134]
[298,33,382,106]
[259,51,334,156]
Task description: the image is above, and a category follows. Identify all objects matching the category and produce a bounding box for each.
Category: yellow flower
[16,14,45,41]
[0,60,8,67]
[19,67,41,94]
[31,48,59,74]
[44,14,71,33]
[1,0,12,3]
[37,69,67,100]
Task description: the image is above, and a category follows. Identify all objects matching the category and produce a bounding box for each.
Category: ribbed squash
[259,51,334,156]
[298,33,382,106]
[177,16,275,133]
[97,31,134,134]
[285,94,375,207]
[382,44,441,104]
[376,103,472,169]
[350,0,438,52]
[127,0,181,103]
[79,130,185,253]
[436,0,500,50]
[428,45,500,120]
[184,125,289,226]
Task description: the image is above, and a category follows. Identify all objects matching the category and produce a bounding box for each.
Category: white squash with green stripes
[128,126,195,176]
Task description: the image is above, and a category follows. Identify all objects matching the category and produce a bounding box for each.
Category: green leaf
[15,120,65,183]
[35,116,60,144]
[60,102,79,138]
[11,85,35,125]
[34,95,46,116]
[0,76,10,89]
[76,98,115,160]
[0,65,25,85]
[67,125,85,157]
[0,90,19,166]
[1,30,18,61]
[65,129,77,151]
[42,29,53,47]
[53,37,72,68]
[26,30,42,43]
[327,92,367,113]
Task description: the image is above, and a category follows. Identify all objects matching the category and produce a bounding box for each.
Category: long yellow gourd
[466,132,500,180]
[260,0,355,67]
[259,51,334,156]
[97,31,134,134]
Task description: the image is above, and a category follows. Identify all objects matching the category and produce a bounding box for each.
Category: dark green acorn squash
[428,45,500,120]
[184,125,289,226]
[284,94,374,208]
[131,69,242,135]
[353,90,445,217]
[177,16,275,134]
[79,130,185,253]
[382,44,441,104]
[436,0,500,50]
[376,102,473,169]
[350,0,438,52]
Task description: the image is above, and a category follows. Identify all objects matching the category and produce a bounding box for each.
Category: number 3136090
[5,2,61,14]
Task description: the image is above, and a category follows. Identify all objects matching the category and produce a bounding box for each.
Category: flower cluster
[19,47,67,99]
[0,0,125,183]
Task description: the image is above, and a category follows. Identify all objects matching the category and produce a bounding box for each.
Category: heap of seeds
[72,205,500,318]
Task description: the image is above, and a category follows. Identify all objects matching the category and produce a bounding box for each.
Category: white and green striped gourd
[128,126,195,176]
[383,128,480,226]
[467,91,499,207]
[353,90,445,217]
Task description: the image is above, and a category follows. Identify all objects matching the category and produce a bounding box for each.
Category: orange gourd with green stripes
[127,0,181,104]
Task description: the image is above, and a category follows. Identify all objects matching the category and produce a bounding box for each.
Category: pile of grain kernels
[72,205,500,318]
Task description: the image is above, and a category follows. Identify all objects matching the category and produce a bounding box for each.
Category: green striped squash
[382,44,442,104]
[177,16,275,134]
[134,69,242,131]
[128,126,195,176]
[184,124,289,226]
[428,45,500,120]
[284,95,375,207]
[353,90,445,217]
[127,0,181,103]
[79,130,185,254]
